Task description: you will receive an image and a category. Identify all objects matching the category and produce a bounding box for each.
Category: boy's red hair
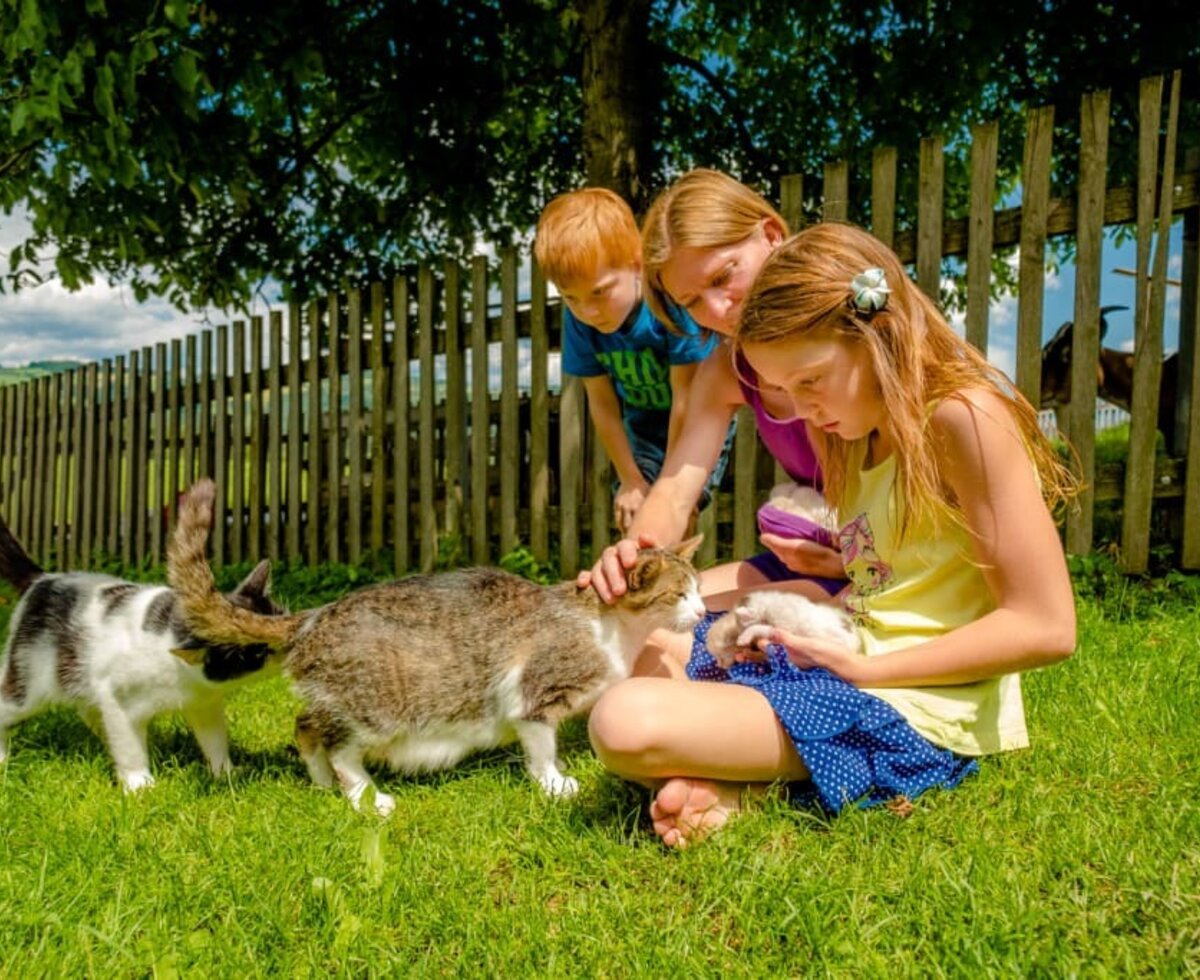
[534,188,641,285]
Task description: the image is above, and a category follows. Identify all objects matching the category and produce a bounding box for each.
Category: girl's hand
[576,534,658,603]
[759,533,845,580]
[759,627,872,685]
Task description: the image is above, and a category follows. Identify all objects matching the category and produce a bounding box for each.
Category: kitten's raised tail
[168,479,303,651]
[0,511,43,593]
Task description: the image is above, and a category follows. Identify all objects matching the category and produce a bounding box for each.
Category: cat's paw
[347,780,396,817]
[371,791,396,817]
[208,757,234,779]
[540,773,580,798]
[120,770,156,793]
[735,624,775,650]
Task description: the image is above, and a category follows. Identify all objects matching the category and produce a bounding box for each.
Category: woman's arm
[666,361,699,456]
[582,349,744,600]
[776,390,1076,686]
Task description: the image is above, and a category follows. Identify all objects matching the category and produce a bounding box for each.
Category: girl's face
[658,219,783,335]
[742,333,886,443]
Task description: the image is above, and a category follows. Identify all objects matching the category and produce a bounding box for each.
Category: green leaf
[172,51,198,94]
[10,100,30,136]
[93,64,115,121]
[164,0,189,28]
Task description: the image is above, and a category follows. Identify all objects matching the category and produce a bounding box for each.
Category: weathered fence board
[230,323,246,564]
[1065,89,1110,556]
[966,121,999,354]
[917,135,945,299]
[1016,105,1055,407]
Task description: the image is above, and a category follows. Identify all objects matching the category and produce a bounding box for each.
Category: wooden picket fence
[0,71,1197,576]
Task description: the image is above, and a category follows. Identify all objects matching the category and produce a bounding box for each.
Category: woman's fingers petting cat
[584,538,648,602]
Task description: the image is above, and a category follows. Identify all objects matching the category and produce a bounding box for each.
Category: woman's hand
[758,627,872,686]
[576,533,659,603]
[759,533,845,580]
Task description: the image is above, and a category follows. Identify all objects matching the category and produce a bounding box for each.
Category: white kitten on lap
[706,590,859,669]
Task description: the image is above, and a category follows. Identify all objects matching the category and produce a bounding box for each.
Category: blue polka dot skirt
[687,612,978,814]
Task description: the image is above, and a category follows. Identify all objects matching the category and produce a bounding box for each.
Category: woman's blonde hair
[735,222,1077,539]
[640,169,788,329]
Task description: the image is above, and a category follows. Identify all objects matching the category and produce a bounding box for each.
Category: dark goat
[1040,305,1179,448]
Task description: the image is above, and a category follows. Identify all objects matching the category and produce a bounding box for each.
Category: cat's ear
[234,559,272,598]
[675,535,704,562]
[626,553,663,592]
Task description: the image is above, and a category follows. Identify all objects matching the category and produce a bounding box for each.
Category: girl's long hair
[735,222,1077,540]
[640,169,788,329]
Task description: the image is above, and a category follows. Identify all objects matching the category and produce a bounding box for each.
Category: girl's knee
[588,680,675,765]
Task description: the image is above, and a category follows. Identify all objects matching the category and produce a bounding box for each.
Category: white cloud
[0,205,253,367]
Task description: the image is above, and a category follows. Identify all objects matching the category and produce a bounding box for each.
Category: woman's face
[658,219,783,335]
[741,333,886,443]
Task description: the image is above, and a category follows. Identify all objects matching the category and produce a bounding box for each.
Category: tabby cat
[168,478,706,814]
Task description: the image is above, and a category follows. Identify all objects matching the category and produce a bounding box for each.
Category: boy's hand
[759,533,845,580]
[576,533,660,603]
[613,478,651,534]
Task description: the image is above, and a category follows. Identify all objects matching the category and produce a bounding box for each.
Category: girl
[582,169,845,610]
[587,221,1078,847]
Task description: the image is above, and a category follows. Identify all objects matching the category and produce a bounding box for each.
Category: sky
[0,205,1186,388]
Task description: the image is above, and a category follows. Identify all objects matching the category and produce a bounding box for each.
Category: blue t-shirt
[562,301,719,451]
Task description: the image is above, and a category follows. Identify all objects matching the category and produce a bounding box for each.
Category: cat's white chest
[591,619,633,679]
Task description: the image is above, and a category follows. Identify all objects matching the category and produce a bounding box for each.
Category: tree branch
[652,42,769,176]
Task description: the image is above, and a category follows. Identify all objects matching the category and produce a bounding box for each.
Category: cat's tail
[0,510,43,593]
[168,479,303,651]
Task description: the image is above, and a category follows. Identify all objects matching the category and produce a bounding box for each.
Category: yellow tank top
[839,443,1028,756]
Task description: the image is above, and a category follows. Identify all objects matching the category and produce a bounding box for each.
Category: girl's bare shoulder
[929,388,1022,445]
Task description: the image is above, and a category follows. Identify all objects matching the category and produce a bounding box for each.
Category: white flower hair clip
[850,267,890,314]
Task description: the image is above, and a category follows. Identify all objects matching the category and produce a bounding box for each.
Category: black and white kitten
[0,513,284,791]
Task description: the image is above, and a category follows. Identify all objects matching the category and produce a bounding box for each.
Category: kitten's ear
[234,559,272,598]
[675,535,704,562]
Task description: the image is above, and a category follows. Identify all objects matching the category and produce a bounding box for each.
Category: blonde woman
[583,169,845,612]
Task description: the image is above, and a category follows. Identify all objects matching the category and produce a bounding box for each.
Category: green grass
[0,557,1197,976]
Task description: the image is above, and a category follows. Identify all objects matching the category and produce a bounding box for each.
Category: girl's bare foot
[649,778,745,848]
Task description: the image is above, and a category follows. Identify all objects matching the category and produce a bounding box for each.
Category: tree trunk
[577,0,656,215]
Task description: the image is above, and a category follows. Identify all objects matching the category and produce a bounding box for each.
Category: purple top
[735,353,821,485]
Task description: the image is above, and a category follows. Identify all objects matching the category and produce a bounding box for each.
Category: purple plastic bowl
[756,503,836,550]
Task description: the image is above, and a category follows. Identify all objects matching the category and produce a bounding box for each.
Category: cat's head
[616,536,706,632]
[176,560,289,681]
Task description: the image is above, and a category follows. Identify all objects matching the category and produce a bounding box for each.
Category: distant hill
[0,360,83,386]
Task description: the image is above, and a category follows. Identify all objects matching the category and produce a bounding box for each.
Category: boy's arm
[581,375,644,491]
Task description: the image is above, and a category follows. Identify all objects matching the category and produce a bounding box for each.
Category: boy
[534,187,733,532]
